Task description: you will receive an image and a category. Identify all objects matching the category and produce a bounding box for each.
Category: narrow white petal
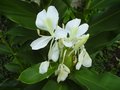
[78,48,84,62]
[47,6,59,30]
[76,61,82,70]
[75,50,84,70]
[48,42,59,62]
[77,23,89,37]
[65,18,81,32]
[54,26,67,40]
[39,61,50,74]
[35,9,48,30]
[82,50,92,67]
[30,36,52,50]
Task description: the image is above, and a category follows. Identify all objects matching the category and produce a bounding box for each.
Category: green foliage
[18,63,57,84]
[5,63,21,73]
[0,0,120,90]
[0,44,11,54]
[42,80,69,90]
[70,69,120,90]
[0,0,38,30]
[85,0,120,53]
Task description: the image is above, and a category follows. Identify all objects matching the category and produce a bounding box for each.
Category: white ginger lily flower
[30,6,59,50]
[55,64,70,83]
[76,46,92,70]
[48,41,59,62]
[62,18,89,48]
[36,6,58,33]
[39,61,50,74]
[54,26,67,40]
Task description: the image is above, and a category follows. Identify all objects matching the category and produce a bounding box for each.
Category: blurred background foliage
[0,0,120,90]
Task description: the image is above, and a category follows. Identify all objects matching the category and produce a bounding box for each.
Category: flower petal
[77,23,89,37]
[63,64,70,73]
[65,18,81,32]
[35,9,48,30]
[82,50,92,67]
[57,70,69,83]
[74,34,89,50]
[76,61,82,70]
[75,49,84,70]
[47,6,59,30]
[54,26,67,40]
[30,36,52,50]
[39,61,50,74]
[57,64,70,83]
[48,42,59,62]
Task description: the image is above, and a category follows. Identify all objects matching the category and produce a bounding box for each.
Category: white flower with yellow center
[30,5,92,82]
[30,6,65,74]
[62,18,89,48]
[30,6,59,50]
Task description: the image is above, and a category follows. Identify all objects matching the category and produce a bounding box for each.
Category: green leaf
[18,63,57,84]
[70,69,120,90]
[6,26,37,45]
[0,79,19,87]
[86,4,120,54]
[0,0,38,30]
[89,0,120,9]
[5,63,21,73]
[6,26,36,37]
[86,32,117,54]
[88,5,120,36]
[0,43,11,54]
[42,80,69,90]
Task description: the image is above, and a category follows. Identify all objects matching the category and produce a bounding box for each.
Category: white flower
[30,36,52,50]
[74,34,89,50]
[55,64,70,83]
[30,5,92,83]
[48,41,59,62]
[76,46,92,70]
[62,18,89,48]
[30,6,59,50]
[39,61,50,74]
[36,6,59,34]
[54,26,67,40]
[30,6,67,50]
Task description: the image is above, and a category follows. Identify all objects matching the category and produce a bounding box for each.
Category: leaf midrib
[90,9,120,28]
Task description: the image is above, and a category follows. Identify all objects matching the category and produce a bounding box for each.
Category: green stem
[62,49,67,64]
[84,0,92,22]
[85,0,91,10]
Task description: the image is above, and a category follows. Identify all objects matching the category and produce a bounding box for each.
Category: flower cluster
[30,6,92,83]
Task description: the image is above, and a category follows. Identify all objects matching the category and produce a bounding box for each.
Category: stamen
[62,49,67,64]
[37,29,44,36]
